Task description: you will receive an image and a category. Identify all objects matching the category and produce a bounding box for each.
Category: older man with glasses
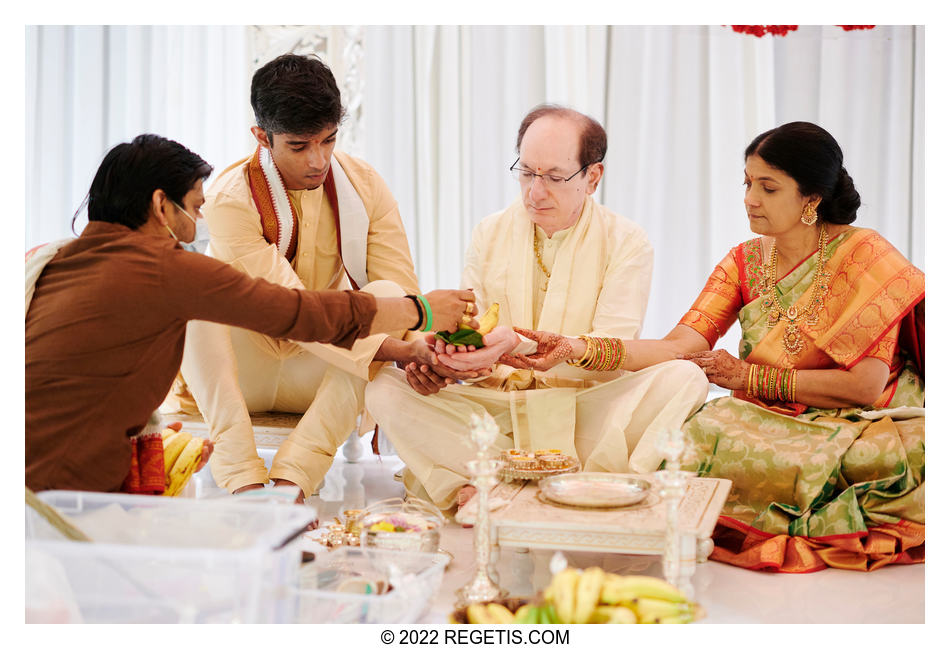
[365,104,709,511]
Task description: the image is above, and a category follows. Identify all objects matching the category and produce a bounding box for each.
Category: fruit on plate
[454,567,703,624]
[542,567,702,624]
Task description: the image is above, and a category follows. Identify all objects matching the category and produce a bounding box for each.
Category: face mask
[171,200,198,225]
[164,200,198,243]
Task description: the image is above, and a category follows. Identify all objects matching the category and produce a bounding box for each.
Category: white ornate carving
[457,476,731,568]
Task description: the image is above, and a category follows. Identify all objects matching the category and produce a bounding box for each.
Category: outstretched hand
[497,327,576,372]
[437,326,521,372]
[679,349,749,391]
[400,333,491,395]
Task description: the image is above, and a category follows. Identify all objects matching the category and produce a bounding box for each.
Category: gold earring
[801,203,818,226]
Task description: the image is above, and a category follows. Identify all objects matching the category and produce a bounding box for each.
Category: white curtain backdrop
[25,25,250,250]
[363,25,924,349]
[27,25,923,351]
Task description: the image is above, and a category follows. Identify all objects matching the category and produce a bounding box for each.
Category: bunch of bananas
[464,602,558,624]
[543,567,701,624]
[161,428,205,497]
[460,568,701,624]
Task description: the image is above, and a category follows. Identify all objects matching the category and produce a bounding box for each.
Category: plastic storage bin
[25,490,315,623]
[293,547,450,623]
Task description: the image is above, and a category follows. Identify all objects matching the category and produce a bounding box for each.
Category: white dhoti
[365,359,709,510]
[181,279,405,496]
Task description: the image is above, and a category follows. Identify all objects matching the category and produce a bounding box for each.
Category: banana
[466,604,488,624]
[459,302,500,334]
[513,604,539,624]
[536,603,559,624]
[654,614,690,624]
[164,436,203,496]
[466,603,515,624]
[573,567,606,624]
[162,430,191,477]
[544,568,579,624]
[477,303,500,335]
[599,574,687,605]
[632,597,694,624]
[589,605,638,624]
[485,603,515,623]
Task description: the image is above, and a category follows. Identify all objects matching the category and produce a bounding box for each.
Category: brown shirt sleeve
[160,246,377,349]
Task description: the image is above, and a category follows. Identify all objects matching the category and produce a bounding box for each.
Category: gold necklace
[762,224,831,356]
[533,231,552,292]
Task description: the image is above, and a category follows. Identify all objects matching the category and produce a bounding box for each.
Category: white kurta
[178,150,419,496]
[365,197,709,510]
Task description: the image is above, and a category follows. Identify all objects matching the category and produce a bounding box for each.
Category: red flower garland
[730,25,875,38]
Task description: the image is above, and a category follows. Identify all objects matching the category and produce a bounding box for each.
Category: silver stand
[455,413,506,607]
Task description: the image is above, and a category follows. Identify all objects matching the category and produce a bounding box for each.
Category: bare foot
[457,484,477,509]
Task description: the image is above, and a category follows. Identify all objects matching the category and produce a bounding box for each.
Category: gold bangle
[614,338,626,371]
[568,335,593,367]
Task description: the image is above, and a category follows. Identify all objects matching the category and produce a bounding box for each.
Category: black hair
[745,121,861,224]
[73,134,212,233]
[516,104,607,170]
[250,53,344,141]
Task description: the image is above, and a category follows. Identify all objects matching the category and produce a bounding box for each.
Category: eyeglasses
[509,157,600,188]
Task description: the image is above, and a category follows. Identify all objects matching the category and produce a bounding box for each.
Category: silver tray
[538,472,652,508]
[497,454,580,482]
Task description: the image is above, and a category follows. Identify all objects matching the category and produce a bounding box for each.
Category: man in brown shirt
[25,134,474,494]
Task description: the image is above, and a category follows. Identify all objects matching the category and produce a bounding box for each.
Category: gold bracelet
[614,338,627,371]
[568,335,593,367]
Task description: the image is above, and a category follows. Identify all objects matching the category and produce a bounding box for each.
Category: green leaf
[434,329,485,348]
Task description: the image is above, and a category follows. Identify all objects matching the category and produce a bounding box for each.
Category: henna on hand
[681,349,749,391]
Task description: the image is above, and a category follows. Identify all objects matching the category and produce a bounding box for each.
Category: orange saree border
[710,515,925,573]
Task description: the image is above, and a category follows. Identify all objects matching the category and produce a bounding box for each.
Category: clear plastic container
[359,497,444,553]
[25,490,316,623]
[293,547,450,623]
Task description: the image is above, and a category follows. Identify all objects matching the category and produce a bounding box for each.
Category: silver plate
[538,472,652,508]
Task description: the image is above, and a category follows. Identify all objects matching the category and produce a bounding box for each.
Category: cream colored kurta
[179,150,420,495]
[365,197,710,510]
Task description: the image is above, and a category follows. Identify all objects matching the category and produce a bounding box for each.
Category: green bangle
[417,295,434,332]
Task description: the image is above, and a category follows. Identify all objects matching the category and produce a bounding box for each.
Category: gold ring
[464,302,474,316]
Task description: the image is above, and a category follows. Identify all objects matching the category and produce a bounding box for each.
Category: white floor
[190,434,925,624]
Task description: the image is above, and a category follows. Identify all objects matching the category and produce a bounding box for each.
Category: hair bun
[823,166,861,225]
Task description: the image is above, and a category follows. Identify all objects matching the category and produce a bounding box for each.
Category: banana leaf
[435,328,485,348]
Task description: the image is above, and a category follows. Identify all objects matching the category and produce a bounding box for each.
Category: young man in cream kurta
[365,107,709,511]
[176,55,474,500]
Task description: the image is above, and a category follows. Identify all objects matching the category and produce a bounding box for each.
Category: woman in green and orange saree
[482,122,924,573]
